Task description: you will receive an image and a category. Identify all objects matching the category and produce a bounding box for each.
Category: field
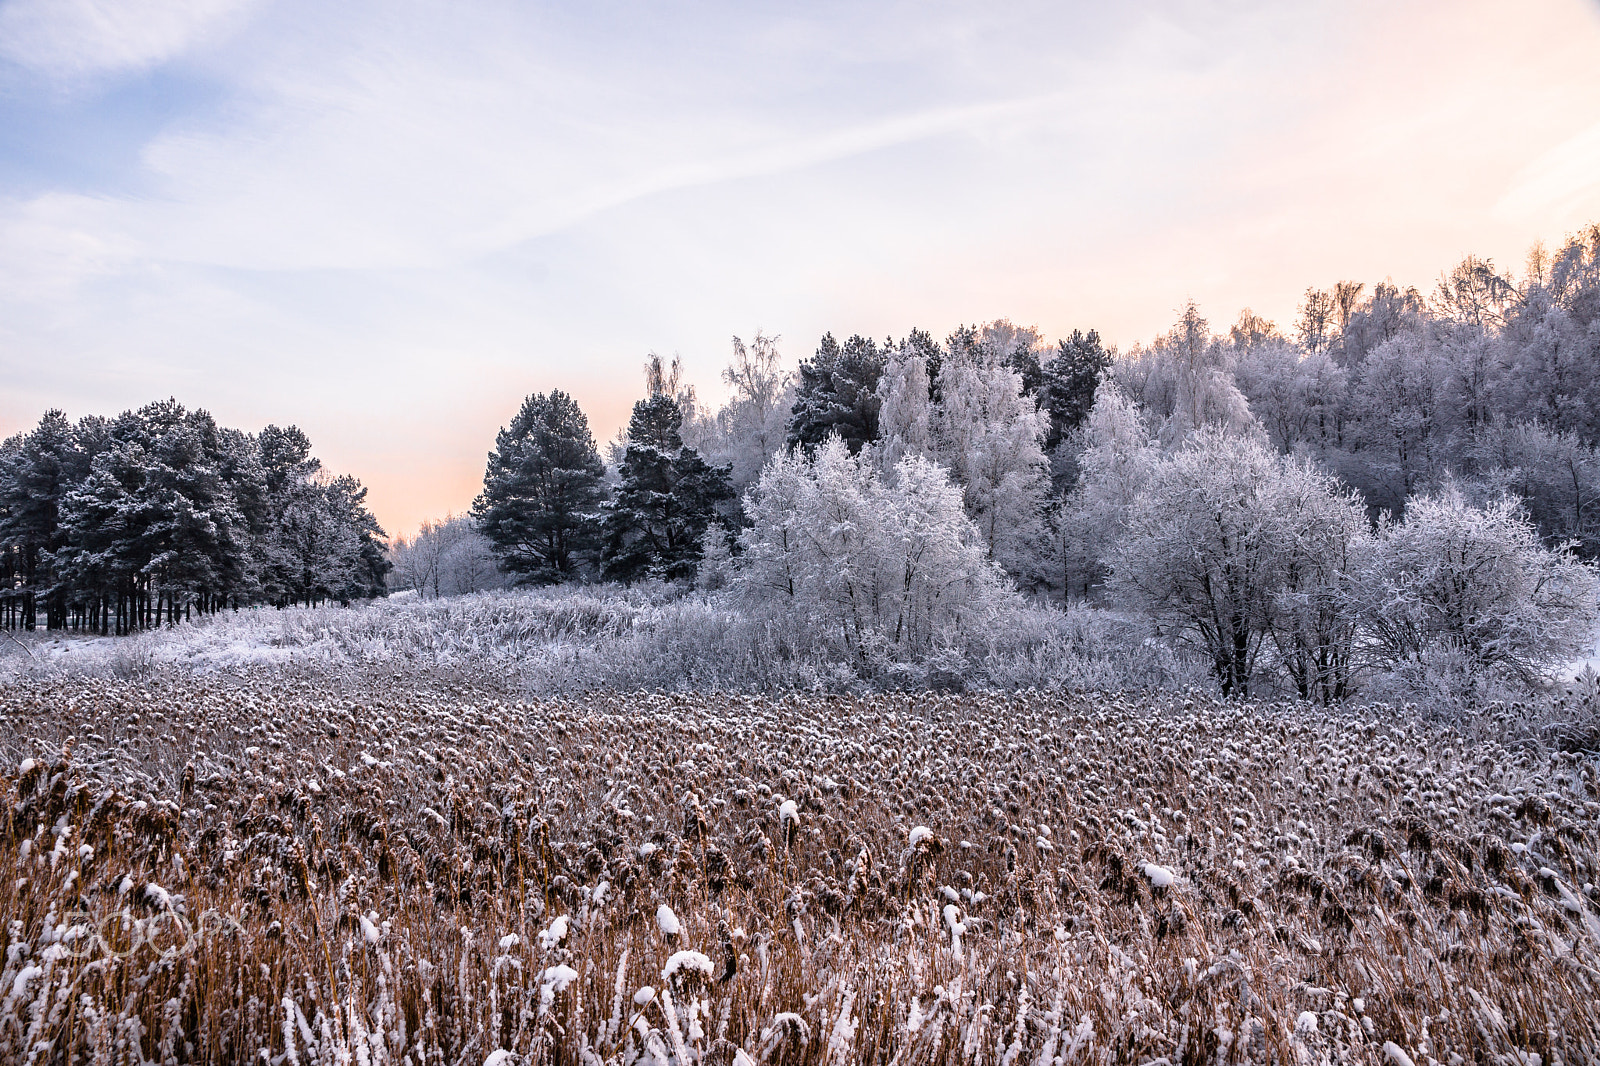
[1,664,1598,1065]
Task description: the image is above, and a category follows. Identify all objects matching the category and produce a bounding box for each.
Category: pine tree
[1039,329,1112,452]
[474,391,608,584]
[602,394,733,584]
[0,410,83,629]
[786,333,887,455]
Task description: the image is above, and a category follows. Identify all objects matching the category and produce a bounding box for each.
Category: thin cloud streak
[495,90,1079,248]
[0,0,254,78]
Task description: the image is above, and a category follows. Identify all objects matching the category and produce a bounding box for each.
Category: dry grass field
[1,670,1597,1064]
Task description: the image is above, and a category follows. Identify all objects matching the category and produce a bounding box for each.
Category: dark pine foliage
[0,400,388,633]
[602,394,733,584]
[786,333,888,456]
[1040,328,1113,451]
[474,390,608,584]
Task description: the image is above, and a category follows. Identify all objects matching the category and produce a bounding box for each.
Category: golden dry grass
[0,672,1597,1064]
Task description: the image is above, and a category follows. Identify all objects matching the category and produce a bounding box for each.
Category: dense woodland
[0,401,389,633]
[445,224,1600,699]
[8,225,1600,698]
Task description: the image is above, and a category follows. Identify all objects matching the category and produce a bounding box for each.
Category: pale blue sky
[3,0,1600,535]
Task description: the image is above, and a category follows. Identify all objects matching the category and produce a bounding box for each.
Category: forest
[7,224,1600,702]
[395,224,1600,703]
[3,231,1600,1066]
[0,402,389,633]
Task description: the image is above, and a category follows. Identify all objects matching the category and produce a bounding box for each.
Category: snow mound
[537,915,568,950]
[1141,863,1175,888]
[662,950,714,980]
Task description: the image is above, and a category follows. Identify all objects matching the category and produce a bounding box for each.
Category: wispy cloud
[493,91,1079,250]
[0,0,253,78]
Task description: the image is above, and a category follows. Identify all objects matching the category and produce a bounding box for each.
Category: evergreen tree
[2,401,388,631]
[602,393,733,583]
[786,333,887,455]
[1040,329,1112,452]
[0,410,83,629]
[473,390,608,584]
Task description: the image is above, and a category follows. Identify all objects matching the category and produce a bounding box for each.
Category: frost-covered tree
[474,390,608,584]
[1110,431,1367,698]
[390,514,506,597]
[1343,328,1454,512]
[602,394,733,584]
[786,333,886,455]
[1114,303,1254,450]
[1055,383,1160,596]
[736,437,1013,661]
[691,333,795,498]
[872,333,936,474]
[0,402,386,631]
[933,326,1051,580]
[1355,487,1599,685]
[1039,329,1112,454]
[1259,459,1370,704]
[949,320,1049,398]
[1232,337,1347,454]
[0,410,84,629]
[1480,422,1600,559]
[272,471,389,607]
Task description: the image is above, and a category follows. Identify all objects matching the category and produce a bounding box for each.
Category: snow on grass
[0,673,1596,1062]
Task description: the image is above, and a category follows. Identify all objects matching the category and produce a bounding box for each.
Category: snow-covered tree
[602,393,733,584]
[1258,458,1370,704]
[1048,383,1157,597]
[872,333,936,475]
[1039,329,1112,454]
[786,333,886,456]
[1343,328,1454,512]
[692,332,795,498]
[1110,430,1368,698]
[474,390,608,584]
[1480,422,1600,558]
[736,437,1013,662]
[1355,486,1598,685]
[933,325,1050,580]
[1113,303,1255,450]
[390,514,506,597]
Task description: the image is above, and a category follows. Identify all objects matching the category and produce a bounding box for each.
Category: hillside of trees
[0,401,389,633]
[458,224,1600,700]
[8,225,1599,700]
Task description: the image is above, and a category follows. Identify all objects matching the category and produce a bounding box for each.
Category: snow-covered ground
[0,589,1205,694]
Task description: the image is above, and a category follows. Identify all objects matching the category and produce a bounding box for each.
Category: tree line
[0,400,389,633]
[469,223,1600,697]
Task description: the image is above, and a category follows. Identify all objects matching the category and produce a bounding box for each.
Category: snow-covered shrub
[1357,486,1599,690]
[1,585,1211,695]
[736,438,1018,671]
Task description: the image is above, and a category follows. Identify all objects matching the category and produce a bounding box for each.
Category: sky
[3,0,1600,539]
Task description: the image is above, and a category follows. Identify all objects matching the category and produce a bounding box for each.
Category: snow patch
[662,950,714,980]
[1141,863,1175,888]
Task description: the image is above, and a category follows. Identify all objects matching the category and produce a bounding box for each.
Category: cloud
[1494,119,1600,222]
[0,0,251,78]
